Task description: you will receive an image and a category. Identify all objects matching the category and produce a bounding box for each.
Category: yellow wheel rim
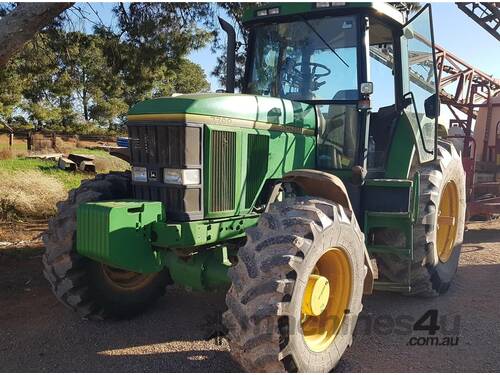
[436,181,459,263]
[301,248,352,352]
[101,264,155,291]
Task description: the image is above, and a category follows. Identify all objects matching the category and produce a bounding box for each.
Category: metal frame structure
[456,2,500,42]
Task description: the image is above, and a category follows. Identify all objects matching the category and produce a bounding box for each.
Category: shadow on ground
[464,227,500,244]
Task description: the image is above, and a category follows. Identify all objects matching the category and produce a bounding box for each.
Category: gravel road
[1,220,499,372]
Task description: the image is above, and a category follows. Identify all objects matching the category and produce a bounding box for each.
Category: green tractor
[43,2,466,372]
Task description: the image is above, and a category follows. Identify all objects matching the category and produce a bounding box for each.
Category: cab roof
[242,2,405,26]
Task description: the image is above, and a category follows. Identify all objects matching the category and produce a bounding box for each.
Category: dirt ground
[0,220,499,372]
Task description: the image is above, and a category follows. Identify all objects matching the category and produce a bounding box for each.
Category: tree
[16,33,62,130]
[112,2,214,104]
[0,59,23,126]
[0,2,73,67]
[173,59,211,94]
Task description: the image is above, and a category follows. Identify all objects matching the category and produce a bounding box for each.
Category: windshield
[246,16,359,101]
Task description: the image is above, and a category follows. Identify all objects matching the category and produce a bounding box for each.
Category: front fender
[283,169,352,211]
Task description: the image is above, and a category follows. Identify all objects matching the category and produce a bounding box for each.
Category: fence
[0,129,120,152]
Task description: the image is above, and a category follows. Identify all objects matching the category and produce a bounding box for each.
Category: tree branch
[0,2,74,67]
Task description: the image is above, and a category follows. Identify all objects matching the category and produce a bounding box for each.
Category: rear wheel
[376,142,466,296]
[224,197,366,372]
[42,172,170,319]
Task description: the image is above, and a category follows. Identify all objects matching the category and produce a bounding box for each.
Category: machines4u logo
[407,310,460,346]
[355,309,461,347]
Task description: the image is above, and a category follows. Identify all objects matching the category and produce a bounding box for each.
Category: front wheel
[224,197,366,372]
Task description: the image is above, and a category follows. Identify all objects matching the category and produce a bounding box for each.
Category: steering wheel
[295,62,331,79]
[282,61,332,92]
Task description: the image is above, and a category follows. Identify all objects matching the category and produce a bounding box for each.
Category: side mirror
[424,93,440,119]
[218,17,236,94]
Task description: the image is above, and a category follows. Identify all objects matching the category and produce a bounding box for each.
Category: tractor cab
[242,2,440,177]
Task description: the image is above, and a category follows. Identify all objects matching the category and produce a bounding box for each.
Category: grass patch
[0,148,13,160]
[70,147,111,157]
[0,143,27,152]
[0,152,128,190]
[0,150,129,219]
[0,170,67,220]
[0,135,27,153]
[0,158,86,190]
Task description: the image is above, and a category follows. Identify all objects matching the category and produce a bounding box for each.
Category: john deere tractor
[43,3,466,372]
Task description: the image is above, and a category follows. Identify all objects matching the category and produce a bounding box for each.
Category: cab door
[401,4,439,163]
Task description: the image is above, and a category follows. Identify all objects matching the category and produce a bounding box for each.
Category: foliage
[0,61,23,124]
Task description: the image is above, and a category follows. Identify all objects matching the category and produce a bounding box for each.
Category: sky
[432,3,499,77]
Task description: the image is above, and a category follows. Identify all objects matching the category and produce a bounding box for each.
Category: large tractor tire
[376,142,466,296]
[42,172,170,319]
[224,197,366,372]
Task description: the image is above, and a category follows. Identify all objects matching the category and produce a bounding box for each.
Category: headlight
[163,168,200,185]
[132,166,147,182]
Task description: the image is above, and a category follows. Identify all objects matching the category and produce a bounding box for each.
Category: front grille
[128,124,201,167]
[127,122,203,221]
[210,130,236,212]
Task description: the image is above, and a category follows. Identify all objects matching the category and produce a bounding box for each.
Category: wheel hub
[301,248,352,352]
[302,274,330,316]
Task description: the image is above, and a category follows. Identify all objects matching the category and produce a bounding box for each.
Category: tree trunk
[0,2,74,67]
[60,97,68,129]
[82,89,89,122]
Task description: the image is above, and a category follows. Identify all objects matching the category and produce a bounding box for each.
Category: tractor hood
[128,93,316,130]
